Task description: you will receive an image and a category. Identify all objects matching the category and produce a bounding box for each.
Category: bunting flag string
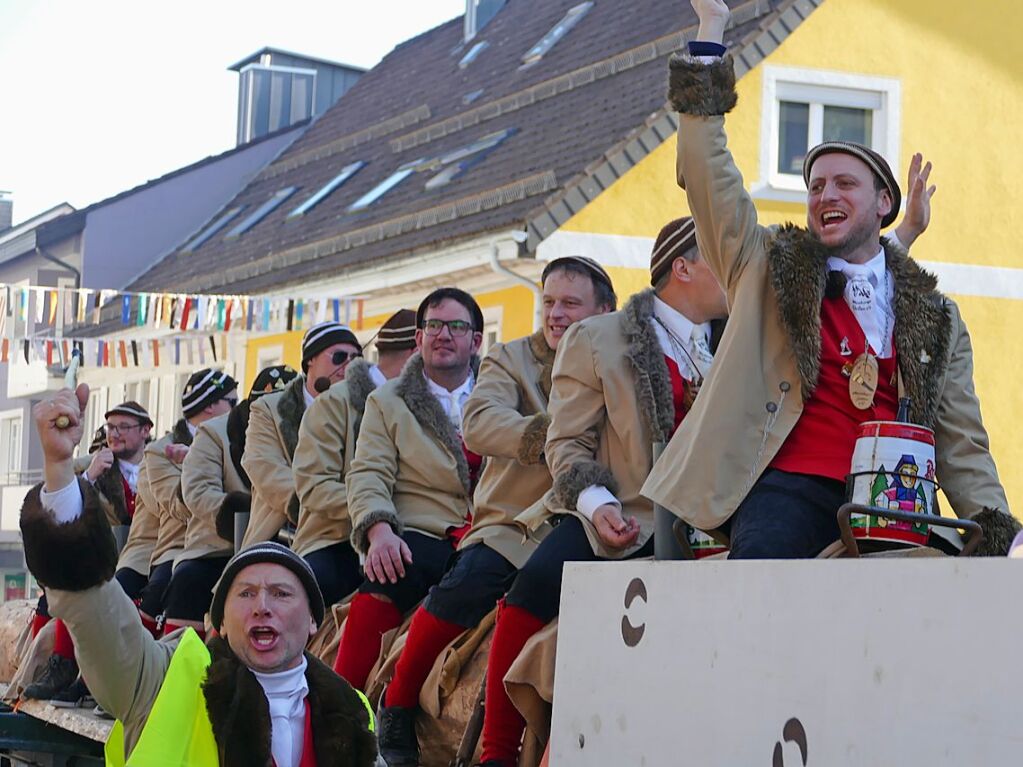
[0,333,236,370]
[0,283,368,338]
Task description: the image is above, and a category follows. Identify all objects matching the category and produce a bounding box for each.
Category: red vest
[663,355,690,436]
[121,475,137,519]
[447,439,483,546]
[771,296,898,481]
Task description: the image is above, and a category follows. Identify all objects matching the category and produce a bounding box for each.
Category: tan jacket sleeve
[346,391,400,547]
[933,303,1010,517]
[242,395,296,513]
[146,449,188,524]
[463,343,533,461]
[181,423,229,528]
[545,322,613,509]
[293,390,351,522]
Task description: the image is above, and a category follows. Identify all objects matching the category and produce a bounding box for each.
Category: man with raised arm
[375,257,616,766]
[20,385,377,766]
[643,0,1017,557]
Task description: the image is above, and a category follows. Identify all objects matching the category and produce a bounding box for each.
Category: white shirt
[186,422,198,438]
[827,246,895,358]
[303,385,316,409]
[83,457,142,493]
[577,301,715,521]
[253,657,310,767]
[425,372,475,431]
[368,364,387,389]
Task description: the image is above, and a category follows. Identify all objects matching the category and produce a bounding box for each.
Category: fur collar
[94,460,131,525]
[343,357,377,419]
[171,418,193,448]
[202,637,377,767]
[226,401,252,490]
[395,353,479,495]
[275,374,308,461]
[622,289,676,444]
[527,329,557,401]
[766,225,952,426]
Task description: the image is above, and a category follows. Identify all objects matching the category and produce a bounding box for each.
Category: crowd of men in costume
[17,2,1019,764]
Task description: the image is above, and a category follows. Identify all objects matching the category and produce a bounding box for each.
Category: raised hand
[691,0,730,44]
[33,384,90,491]
[894,152,936,248]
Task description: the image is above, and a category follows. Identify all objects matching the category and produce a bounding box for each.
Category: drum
[848,421,936,548]
[686,528,728,559]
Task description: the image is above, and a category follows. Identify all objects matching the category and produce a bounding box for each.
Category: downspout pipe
[35,245,82,294]
[489,235,541,331]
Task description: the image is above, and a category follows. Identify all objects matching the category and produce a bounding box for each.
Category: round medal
[849,352,879,409]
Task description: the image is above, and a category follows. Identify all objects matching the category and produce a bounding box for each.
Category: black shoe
[50,676,94,708]
[23,655,79,700]
[377,705,419,767]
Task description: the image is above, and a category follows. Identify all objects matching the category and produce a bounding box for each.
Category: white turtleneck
[251,656,309,767]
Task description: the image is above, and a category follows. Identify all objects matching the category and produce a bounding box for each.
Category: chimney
[464,0,506,42]
[0,192,11,234]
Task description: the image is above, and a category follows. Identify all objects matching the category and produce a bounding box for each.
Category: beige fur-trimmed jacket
[179,412,248,562]
[518,290,683,559]
[461,331,555,569]
[240,374,307,547]
[642,55,1012,547]
[292,359,377,558]
[346,354,476,554]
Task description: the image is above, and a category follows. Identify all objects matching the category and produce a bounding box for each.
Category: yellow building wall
[560,0,1023,512]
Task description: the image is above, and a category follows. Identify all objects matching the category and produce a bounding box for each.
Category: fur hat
[181,368,239,418]
[209,541,325,631]
[650,217,698,286]
[803,141,901,228]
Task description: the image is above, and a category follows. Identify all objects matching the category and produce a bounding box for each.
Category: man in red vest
[643,0,1018,557]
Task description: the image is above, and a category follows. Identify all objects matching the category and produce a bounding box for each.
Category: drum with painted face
[848,421,936,548]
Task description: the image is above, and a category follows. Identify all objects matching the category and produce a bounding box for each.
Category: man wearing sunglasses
[334,288,484,692]
[242,322,362,548]
[160,370,296,638]
[23,399,155,702]
[293,310,418,608]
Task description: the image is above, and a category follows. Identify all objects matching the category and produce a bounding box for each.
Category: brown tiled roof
[130,0,821,296]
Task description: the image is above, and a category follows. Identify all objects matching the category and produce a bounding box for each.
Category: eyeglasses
[330,350,362,366]
[104,422,142,435]
[423,319,475,337]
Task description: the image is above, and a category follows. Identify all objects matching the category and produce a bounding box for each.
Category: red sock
[333,593,402,691]
[163,622,206,642]
[480,600,546,766]
[385,607,466,708]
[51,619,75,660]
[139,613,161,639]
[30,613,51,639]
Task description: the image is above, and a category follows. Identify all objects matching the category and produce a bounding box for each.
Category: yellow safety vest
[105,629,374,766]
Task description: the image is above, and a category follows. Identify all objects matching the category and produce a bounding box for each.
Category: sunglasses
[422,319,476,337]
[331,350,362,366]
[223,397,239,408]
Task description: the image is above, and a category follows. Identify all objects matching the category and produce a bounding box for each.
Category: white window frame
[256,344,284,371]
[754,65,901,202]
[480,306,503,355]
[0,409,23,482]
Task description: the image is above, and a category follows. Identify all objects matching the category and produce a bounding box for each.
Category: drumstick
[55,348,82,429]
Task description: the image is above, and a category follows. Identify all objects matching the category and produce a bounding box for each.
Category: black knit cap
[249,364,299,400]
[803,141,901,228]
[210,541,325,631]
[181,368,239,418]
[301,322,362,371]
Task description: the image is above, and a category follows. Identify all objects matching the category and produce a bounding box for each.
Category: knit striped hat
[803,141,901,228]
[181,368,239,418]
[210,541,325,630]
[104,401,153,427]
[374,309,417,352]
[650,217,698,286]
[302,322,361,371]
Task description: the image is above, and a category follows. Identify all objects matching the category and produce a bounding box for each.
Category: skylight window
[424,128,515,190]
[348,167,417,211]
[182,206,246,252]
[459,40,490,69]
[287,162,366,218]
[521,1,594,68]
[225,187,297,238]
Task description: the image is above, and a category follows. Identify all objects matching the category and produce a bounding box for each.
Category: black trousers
[727,469,845,559]
[138,561,173,618]
[304,541,362,607]
[505,515,654,622]
[424,543,517,628]
[114,568,148,601]
[163,556,232,622]
[359,531,455,614]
